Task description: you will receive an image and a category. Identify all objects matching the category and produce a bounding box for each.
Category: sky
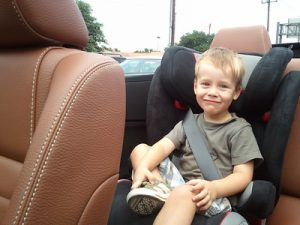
[84,0,299,52]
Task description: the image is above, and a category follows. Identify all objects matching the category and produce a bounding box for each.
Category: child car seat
[147,44,294,222]
[108,25,298,225]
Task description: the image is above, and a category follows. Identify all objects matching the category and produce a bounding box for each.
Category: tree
[178,30,214,52]
[76,0,107,52]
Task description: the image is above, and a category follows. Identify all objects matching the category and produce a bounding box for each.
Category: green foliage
[178,30,214,52]
[134,48,154,53]
[76,0,107,52]
[106,47,121,52]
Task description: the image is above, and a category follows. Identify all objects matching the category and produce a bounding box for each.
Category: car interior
[0,0,125,225]
[1,1,300,225]
[110,25,300,225]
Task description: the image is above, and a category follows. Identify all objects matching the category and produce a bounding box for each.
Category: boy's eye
[200,82,210,86]
[220,84,228,88]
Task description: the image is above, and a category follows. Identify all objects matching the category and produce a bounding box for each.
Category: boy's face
[194,61,241,123]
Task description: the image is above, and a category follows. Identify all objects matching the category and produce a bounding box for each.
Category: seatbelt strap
[183,108,221,181]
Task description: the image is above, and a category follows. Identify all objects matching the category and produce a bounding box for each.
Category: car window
[120,58,161,75]
[140,60,161,73]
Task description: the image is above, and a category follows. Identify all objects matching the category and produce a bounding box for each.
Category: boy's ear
[233,87,242,100]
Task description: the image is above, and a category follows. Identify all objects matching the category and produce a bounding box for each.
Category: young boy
[126,47,263,225]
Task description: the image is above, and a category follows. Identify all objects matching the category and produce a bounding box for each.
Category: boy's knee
[170,185,194,199]
[130,143,150,158]
[136,143,150,150]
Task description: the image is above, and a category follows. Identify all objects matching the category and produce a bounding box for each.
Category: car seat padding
[255,71,300,202]
[159,46,293,119]
[232,47,293,116]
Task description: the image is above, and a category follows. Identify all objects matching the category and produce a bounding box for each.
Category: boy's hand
[131,166,155,189]
[187,179,217,211]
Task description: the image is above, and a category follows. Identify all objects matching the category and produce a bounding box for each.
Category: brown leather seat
[210,25,272,54]
[0,0,125,224]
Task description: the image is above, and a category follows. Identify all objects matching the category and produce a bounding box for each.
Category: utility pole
[156,36,160,51]
[169,0,176,46]
[261,0,277,32]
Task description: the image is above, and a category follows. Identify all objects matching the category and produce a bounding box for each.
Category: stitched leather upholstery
[0,0,125,224]
[210,25,272,55]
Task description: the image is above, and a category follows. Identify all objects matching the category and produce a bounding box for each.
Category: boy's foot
[126,180,171,215]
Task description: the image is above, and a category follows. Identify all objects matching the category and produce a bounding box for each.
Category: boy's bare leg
[130,143,162,181]
[154,185,196,225]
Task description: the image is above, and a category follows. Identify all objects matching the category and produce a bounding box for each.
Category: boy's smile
[203,99,221,104]
[194,61,241,123]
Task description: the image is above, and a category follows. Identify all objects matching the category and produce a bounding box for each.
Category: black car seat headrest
[233,47,293,117]
[160,46,200,112]
[160,46,293,118]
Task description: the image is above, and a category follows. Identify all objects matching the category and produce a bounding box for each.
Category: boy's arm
[211,160,254,198]
[189,160,254,210]
[132,137,176,188]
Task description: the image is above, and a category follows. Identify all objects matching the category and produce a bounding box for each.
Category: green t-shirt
[165,113,263,182]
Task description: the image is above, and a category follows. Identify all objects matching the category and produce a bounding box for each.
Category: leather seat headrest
[0,0,88,49]
[210,25,272,55]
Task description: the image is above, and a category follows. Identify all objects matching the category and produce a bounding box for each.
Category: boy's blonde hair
[195,47,245,88]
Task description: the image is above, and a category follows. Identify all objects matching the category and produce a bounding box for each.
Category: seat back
[0,1,125,224]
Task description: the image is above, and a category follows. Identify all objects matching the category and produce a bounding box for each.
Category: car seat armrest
[221,212,248,225]
[235,180,276,220]
[237,181,254,206]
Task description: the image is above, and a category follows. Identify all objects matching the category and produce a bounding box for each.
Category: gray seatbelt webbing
[183,109,221,181]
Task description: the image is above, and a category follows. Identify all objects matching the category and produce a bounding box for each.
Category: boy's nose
[207,86,218,96]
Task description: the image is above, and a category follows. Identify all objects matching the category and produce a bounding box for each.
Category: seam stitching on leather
[11,1,33,36]
[29,47,54,144]
[23,63,114,224]
[11,1,61,46]
[14,61,109,225]
[12,46,57,225]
